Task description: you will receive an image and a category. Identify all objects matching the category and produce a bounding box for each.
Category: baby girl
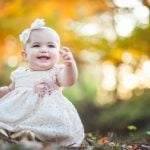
[0,19,84,147]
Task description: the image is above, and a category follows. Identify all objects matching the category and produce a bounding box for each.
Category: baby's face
[23,28,60,71]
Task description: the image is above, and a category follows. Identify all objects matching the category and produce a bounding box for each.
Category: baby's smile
[37,55,50,62]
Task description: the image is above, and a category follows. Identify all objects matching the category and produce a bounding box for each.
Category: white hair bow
[19,19,45,44]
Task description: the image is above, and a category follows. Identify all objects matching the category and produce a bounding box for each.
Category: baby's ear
[21,50,27,60]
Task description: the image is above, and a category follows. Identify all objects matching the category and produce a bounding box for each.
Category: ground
[0,132,150,150]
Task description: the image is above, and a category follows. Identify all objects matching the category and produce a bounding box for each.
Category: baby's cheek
[53,53,60,61]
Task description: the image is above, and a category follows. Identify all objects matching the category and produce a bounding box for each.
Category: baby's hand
[34,79,51,97]
[60,47,74,65]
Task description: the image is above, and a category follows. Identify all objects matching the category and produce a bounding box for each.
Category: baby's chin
[29,65,54,71]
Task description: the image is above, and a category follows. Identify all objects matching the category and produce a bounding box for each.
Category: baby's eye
[48,45,55,48]
[32,45,40,48]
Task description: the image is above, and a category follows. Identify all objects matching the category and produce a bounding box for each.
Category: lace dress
[0,65,84,146]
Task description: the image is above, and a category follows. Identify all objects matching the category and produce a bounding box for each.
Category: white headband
[19,19,58,45]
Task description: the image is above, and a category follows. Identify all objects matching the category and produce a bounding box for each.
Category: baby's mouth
[37,56,50,61]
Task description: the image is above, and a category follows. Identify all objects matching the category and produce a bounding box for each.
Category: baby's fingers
[62,46,70,52]
[60,47,70,56]
[35,84,45,89]
[35,89,46,97]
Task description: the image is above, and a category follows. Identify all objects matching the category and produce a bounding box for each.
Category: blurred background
[0,0,150,137]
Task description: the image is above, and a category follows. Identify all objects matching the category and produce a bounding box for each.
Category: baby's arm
[0,82,15,98]
[56,47,78,87]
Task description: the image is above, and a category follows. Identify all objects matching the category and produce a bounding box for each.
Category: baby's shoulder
[12,66,28,74]
[10,66,28,80]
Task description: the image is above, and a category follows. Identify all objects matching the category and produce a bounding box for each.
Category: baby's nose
[40,47,48,53]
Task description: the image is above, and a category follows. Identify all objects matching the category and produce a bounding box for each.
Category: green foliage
[116,26,150,55]
[127,125,137,131]
[83,89,150,134]
[0,65,13,85]
[63,66,97,105]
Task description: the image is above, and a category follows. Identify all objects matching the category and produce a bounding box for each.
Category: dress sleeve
[55,64,65,74]
[50,64,65,79]
[50,64,64,87]
[10,67,27,81]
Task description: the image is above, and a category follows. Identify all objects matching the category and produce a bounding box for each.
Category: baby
[0,19,84,147]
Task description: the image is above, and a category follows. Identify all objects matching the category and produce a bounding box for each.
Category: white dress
[0,65,84,146]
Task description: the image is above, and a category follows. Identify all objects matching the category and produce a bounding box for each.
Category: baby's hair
[19,19,60,48]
